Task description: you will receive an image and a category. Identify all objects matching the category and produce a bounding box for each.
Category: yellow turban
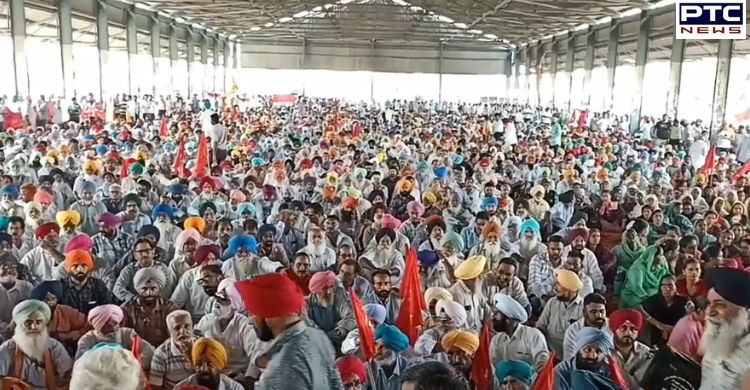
[422,191,437,205]
[424,287,453,306]
[596,168,609,183]
[454,256,486,280]
[376,152,387,164]
[556,269,583,291]
[82,160,99,173]
[441,330,480,356]
[192,337,228,370]
[184,216,206,233]
[56,210,81,227]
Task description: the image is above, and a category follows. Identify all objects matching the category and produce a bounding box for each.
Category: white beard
[701,309,750,360]
[484,243,502,257]
[154,221,172,249]
[309,243,327,257]
[13,327,49,362]
[211,301,234,320]
[374,247,394,267]
[518,237,539,256]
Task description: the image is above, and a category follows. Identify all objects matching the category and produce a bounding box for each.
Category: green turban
[440,231,465,253]
[13,299,52,324]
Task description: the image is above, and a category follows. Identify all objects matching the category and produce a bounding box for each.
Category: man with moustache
[699,268,750,390]
[489,293,549,372]
[306,271,355,350]
[536,269,584,357]
[114,237,177,302]
[299,227,337,272]
[562,227,604,292]
[76,304,155,369]
[282,252,313,294]
[121,267,177,347]
[363,269,402,324]
[441,330,479,382]
[449,256,488,332]
[553,327,626,390]
[483,257,531,314]
[414,299,467,356]
[0,300,72,389]
[236,273,343,390]
[337,259,374,301]
[152,203,182,257]
[609,309,651,389]
[174,338,244,390]
[0,257,33,308]
[20,222,65,282]
[91,213,134,271]
[257,224,289,267]
[469,221,507,270]
[515,219,546,268]
[528,235,565,311]
[370,324,410,390]
[360,228,405,281]
[150,310,197,390]
[58,249,114,314]
[562,293,609,361]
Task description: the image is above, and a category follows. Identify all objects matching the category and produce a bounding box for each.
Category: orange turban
[342,197,359,210]
[184,216,206,233]
[481,221,502,239]
[65,249,94,271]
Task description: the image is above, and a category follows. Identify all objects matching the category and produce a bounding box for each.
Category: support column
[666,38,685,119]
[126,6,137,95]
[59,0,75,99]
[535,41,543,107]
[213,37,220,92]
[565,33,575,110]
[168,24,177,94]
[438,42,444,103]
[525,45,534,105]
[223,39,230,91]
[186,28,195,97]
[300,38,306,69]
[96,0,109,100]
[150,14,160,95]
[550,39,559,107]
[504,51,513,100]
[513,47,522,102]
[10,0,28,97]
[710,40,733,137]
[633,12,651,129]
[200,33,208,94]
[606,20,620,110]
[583,26,595,107]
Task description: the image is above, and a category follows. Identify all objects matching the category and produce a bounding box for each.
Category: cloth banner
[637,346,701,390]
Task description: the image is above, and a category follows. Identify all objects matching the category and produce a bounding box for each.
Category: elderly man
[221,236,282,281]
[554,327,626,390]
[172,250,224,323]
[363,269,402,324]
[169,228,202,279]
[196,279,258,387]
[114,237,177,302]
[236,273,343,389]
[369,324,410,390]
[122,267,177,347]
[414,299,466,356]
[306,271,356,350]
[562,293,609,361]
[489,293,548,372]
[70,180,109,236]
[174,337,244,390]
[299,228,336,272]
[29,281,89,353]
[91,213,134,270]
[448,255,487,332]
[417,250,451,290]
[536,269,584,357]
[150,310,196,390]
[469,221,507,269]
[336,355,366,390]
[75,304,155,369]
[0,256,32,308]
[20,222,64,282]
[494,360,535,390]
[359,228,405,280]
[0,300,72,390]
[59,249,114,314]
[610,309,652,389]
[441,330,479,382]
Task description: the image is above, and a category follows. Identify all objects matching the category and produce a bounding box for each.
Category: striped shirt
[149,338,196,390]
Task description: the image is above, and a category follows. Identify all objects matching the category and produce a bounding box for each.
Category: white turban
[492,293,528,323]
[434,299,467,327]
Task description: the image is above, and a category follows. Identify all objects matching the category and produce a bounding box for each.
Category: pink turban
[175,228,202,252]
[98,213,121,228]
[309,271,337,294]
[230,190,247,203]
[33,190,54,205]
[407,201,425,216]
[88,304,124,330]
[381,214,402,230]
[217,278,243,311]
[64,234,93,253]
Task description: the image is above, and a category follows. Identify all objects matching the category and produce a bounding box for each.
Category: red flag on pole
[120,158,137,179]
[733,159,750,182]
[530,352,556,390]
[349,288,376,360]
[194,135,210,178]
[172,139,187,178]
[395,247,425,345]
[2,108,25,130]
[470,321,494,390]
[159,119,169,138]
[702,146,717,173]
[608,358,629,389]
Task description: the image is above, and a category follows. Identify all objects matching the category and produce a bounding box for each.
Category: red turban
[337,356,366,383]
[195,244,222,266]
[36,222,60,240]
[342,197,359,210]
[200,177,219,190]
[609,309,643,332]
[236,273,305,318]
[381,214,402,230]
[568,227,589,242]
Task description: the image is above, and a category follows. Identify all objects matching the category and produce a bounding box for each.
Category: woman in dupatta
[648,209,674,244]
[613,226,646,295]
[619,241,674,309]
[727,201,748,226]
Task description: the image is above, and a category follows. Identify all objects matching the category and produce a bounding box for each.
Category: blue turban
[482,196,498,209]
[0,216,10,232]
[440,231,465,253]
[30,280,64,301]
[82,135,95,142]
[258,224,277,238]
[453,155,464,165]
[251,157,265,167]
[228,234,259,256]
[95,145,108,155]
[167,184,186,195]
[374,324,409,353]
[0,232,11,246]
[519,218,541,238]
[574,327,614,353]
[39,175,53,185]
[151,203,174,220]
[1,185,19,199]
[434,167,449,179]
[236,203,256,216]
[495,360,534,385]
[418,250,439,268]
[364,303,387,325]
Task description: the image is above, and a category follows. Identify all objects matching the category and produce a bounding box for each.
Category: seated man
[0,299,72,389]
[554,327,625,390]
[150,310,197,390]
[174,337,244,390]
[305,271,356,351]
[113,237,176,302]
[121,267,177,347]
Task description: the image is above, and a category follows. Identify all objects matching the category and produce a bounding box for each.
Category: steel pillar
[126,6,137,95]
[710,40,733,137]
[438,42,444,103]
[213,37,220,92]
[200,33,208,94]
[168,24,177,94]
[513,47,522,101]
[606,20,619,111]
[505,51,513,100]
[223,39,230,91]
[525,45,535,105]
[633,12,651,128]
[550,39,559,107]
[96,0,109,99]
[150,14,160,95]
[565,33,575,110]
[535,41,543,107]
[59,0,75,99]
[10,0,28,97]
[583,26,595,107]
[666,38,685,119]
[186,28,195,97]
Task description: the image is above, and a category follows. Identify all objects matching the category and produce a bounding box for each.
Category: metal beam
[96,0,109,100]
[438,42,444,103]
[633,12,651,129]
[10,0,28,97]
[186,27,195,97]
[605,20,619,111]
[525,45,535,105]
[169,23,177,94]
[223,38,230,92]
[535,40,543,107]
[666,38,685,119]
[213,37,221,93]
[565,32,575,110]
[549,38,559,107]
[200,33,208,94]
[150,14,160,95]
[513,47,521,101]
[301,37,307,69]
[582,26,595,107]
[505,50,513,99]
[126,6,137,95]
[710,40,733,137]
[59,0,74,99]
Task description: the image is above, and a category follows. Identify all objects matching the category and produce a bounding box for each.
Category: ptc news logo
[676,0,747,39]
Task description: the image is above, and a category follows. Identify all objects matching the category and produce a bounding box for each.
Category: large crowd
[0,91,746,390]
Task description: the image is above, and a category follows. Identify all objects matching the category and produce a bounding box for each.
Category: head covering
[380,214,401,230]
[122,193,143,208]
[133,267,167,291]
[0,185,19,199]
[519,218,541,238]
[64,234,93,253]
[439,231,465,253]
[30,280,63,301]
[65,249,94,271]
[609,309,643,332]
[33,190,53,205]
[227,235,258,256]
[364,303,387,325]
[12,299,51,324]
[309,271,337,294]
[426,215,446,233]
[87,304,124,330]
[137,225,161,242]
[574,327,614,353]
[422,191,437,205]
[454,256,486,280]
[374,324,409,352]
[258,224,277,238]
[706,267,750,308]
[192,338,228,370]
[35,222,60,239]
[494,360,534,385]
[216,278,243,311]
[417,250,439,268]
[151,203,174,220]
[569,227,589,242]
[374,228,396,243]
[70,346,144,390]
[556,269,583,291]
[492,293,529,322]
[195,244,222,265]
[482,196,499,209]
[56,210,81,227]
[184,216,206,233]
[337,356,367,383]
[98,213,121,228]
[407,201,425,216]
[441,330,479,356]
[424,287,452,305]
[236,273,305,318]
[434,299,467,327]
[175,228,201,252]
[481,221,502,239]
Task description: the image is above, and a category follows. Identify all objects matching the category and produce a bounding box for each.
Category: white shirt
[536,296,584,357]
[561,246,603,291]
[490,325,549,372]
[196,312,258,377]
[20,246,59,282]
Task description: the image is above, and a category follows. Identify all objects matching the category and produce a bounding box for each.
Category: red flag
[395,247,425,345]
[120,158,137,179]
[352,121,363,138]
[349,288,376,360]
[733,159,750,182]
[530,352,556,390]
[172,139,187,178]
[160,119,169,138]
[194,134,210,178]
[702,146,717,173]
[608,357,629,389]
[2,108,25,130]
[471,321,494,390]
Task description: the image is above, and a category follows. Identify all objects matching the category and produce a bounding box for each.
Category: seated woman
[640,274,689,345]
[620,240,674,309]
[675,257,709,301]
